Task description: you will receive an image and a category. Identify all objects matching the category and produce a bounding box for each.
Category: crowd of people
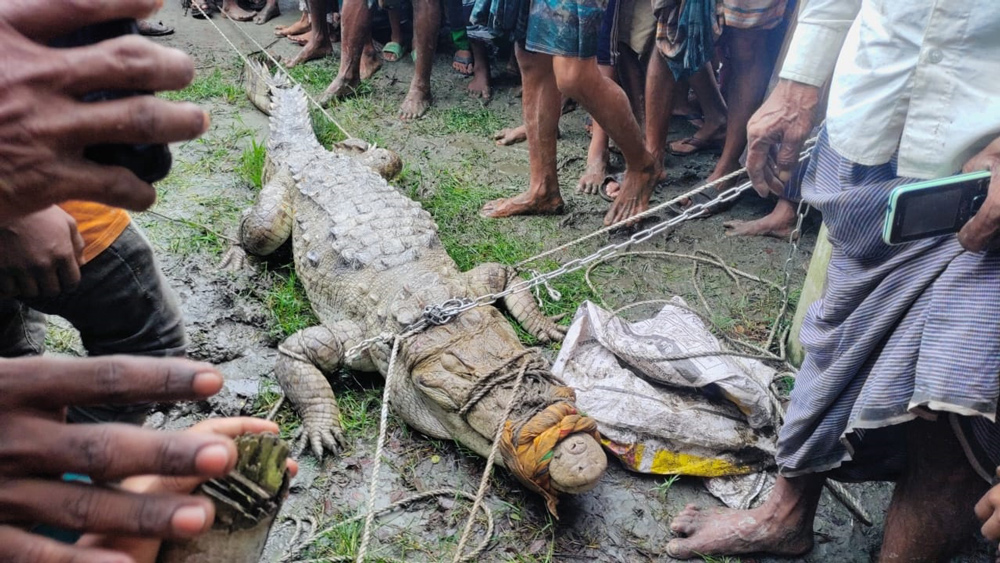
[5,0,1000,562]
[192,0,801,230]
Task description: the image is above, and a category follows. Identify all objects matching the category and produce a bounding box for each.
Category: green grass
[439,106,504,137]
[264,271,318,338]
[236,138,267,191]
[337,386,383,439]
[654,474,682,500]
[161,67,241,103]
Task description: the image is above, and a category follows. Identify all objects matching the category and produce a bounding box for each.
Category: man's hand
[0,206,85,298]
[0,355,237,563]
[746,79,822,197]
[957,137,1000,252]
[0,0,210,226]
[77,417,299,563]
[975,467,1000,545]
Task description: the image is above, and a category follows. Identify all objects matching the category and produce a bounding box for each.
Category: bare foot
[360,42,382,80]
[468,70,491,100]
[480,192,564,218]
[493,125,527,146]
[724,199,798,238]
[254,2,280,24]
[222,2,257,21]
[320,74,359,104]
[285,38,332,68]
[603,163,660,226]
[666,503,813,559]
[288,30,312,45]
[275,12,309,36]
[576,157,608,196]
[399,87,431,121]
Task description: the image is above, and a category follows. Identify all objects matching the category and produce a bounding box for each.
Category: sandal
[137,20,175,36]
[598,174,622,202]
[682,185,737,217]
[381,41,405,62]
[669,136,723,157]
[191,1,218,18]
[452,52,474,76]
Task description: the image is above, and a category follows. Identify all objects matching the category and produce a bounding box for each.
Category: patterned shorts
[525,0,609,58]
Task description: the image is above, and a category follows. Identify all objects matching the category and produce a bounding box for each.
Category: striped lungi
[777,128,1000,483]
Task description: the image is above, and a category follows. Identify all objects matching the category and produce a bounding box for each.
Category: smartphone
[49,20,173,184]
[882,170,992,245]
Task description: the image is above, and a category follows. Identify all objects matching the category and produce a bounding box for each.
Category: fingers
[0,478,215,539]
[54,97,209,147]
[1,0,164,43]
[186,416,281,438]
[976,491,993,522]
[0,414,238,481]
[745,137,783,197]
[57,36,195,97]
[42,158,157,214]
[0,526,134,563]
[0,355,223,409]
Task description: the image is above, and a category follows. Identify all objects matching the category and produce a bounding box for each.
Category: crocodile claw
[295,413,348,460]
[219,245,249,272]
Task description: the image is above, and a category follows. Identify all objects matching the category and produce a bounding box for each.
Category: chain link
[347,141,818,359]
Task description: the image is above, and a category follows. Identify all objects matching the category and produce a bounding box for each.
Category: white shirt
[779,0,1000,179]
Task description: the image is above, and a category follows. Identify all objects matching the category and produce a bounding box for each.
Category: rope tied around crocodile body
[458,348,601,517]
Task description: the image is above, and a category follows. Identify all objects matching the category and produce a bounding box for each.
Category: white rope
[191,2,356,140]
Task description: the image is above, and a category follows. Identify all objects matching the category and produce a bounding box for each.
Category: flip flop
[381,41,405,62]
[669,136,723,157]
[598,174,621,202]
[452,53,474,76]
[191,1,218,18]
[683,185,737,217]
[137,20,174,36]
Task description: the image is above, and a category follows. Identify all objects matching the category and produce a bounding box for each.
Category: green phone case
[882,170,992,245]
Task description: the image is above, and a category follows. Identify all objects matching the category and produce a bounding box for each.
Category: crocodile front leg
[465,263,567,344]
[220,160,294,270]
[276,324,349,459]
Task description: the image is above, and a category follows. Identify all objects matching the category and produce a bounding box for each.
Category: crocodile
[228,67,608,514]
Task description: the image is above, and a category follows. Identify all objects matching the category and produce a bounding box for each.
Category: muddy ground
[45,2,994,561]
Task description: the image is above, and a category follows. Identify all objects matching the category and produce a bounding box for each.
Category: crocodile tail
[267,80,324,156]
[242,55,287,115]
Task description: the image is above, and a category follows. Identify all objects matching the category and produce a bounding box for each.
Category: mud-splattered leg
[464,263,566,343]
[276,325,349,459]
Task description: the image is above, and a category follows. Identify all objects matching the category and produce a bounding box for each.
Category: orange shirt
[58,201,131,263]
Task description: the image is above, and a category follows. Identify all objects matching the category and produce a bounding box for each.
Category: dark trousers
[0,222,187,425]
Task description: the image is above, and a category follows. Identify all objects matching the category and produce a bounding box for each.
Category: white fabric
[779,0,1000,179]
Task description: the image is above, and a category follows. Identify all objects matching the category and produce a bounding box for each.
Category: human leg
[322,0,372,101]
[286,0,333,67]
[480,45,564,217]
[254,0,281,24]
[24,223,186,425]
[577,63,616,196]
[666,473,823,559]
[644,50,683,173]
[668,62,727,155]
[708,27,777,184]
[552,56,658,225]
[0,299,46,358]
[468,39,492,98]
[400,0,441,119]
[381,9,406,61]
[276,3,310,35]
[723,197,798,238]
[877,417,988,562]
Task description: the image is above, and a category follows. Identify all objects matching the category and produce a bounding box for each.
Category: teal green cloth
[666,0,717,80]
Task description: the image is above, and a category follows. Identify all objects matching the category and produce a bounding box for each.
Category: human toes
[665,538,699,560]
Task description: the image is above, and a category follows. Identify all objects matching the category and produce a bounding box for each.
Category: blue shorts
[525,0,608,58]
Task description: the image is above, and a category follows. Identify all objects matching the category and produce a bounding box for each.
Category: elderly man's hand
[0,355,238,563]
[0,0,209,226]
[746,79,821,198]
[957,137,1000,252]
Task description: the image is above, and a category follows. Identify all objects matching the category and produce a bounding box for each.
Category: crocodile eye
[440,352,471,375]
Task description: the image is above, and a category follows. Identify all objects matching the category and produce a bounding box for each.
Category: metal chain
[345,141,816,359]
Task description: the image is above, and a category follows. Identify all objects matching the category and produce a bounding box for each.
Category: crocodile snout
[548,433,607,494]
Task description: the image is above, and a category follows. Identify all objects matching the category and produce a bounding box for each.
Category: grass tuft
[161,67,241,103]
[236,138,267,191]
[264,271,318,338]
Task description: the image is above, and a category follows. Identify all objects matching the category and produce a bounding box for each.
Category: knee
[725,30,763,64]
[552,61,589,98]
